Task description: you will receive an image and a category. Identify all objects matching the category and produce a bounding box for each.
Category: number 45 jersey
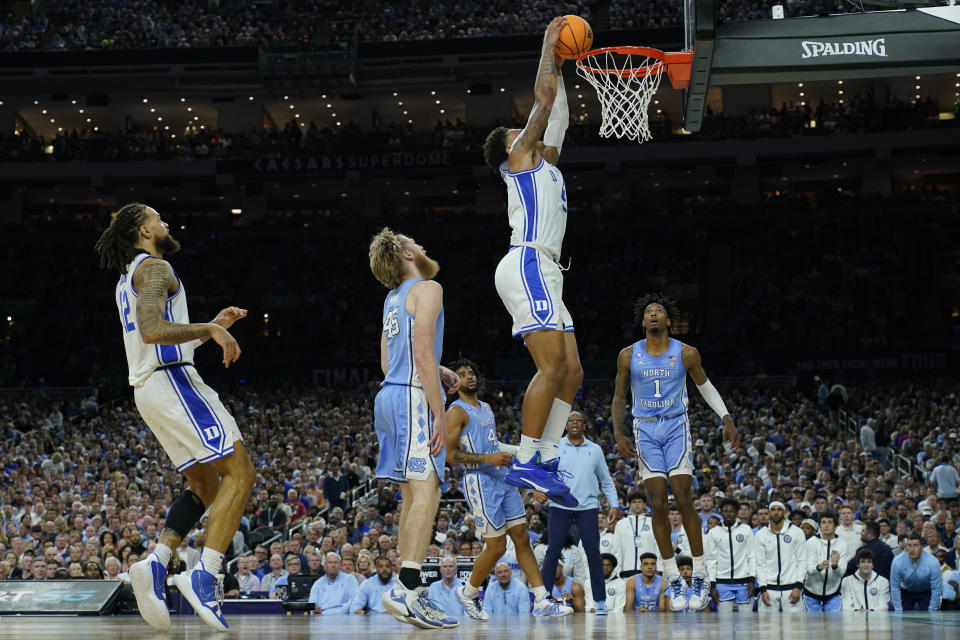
[117,253,195,387]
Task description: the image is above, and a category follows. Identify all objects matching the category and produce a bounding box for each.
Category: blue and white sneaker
[688,573,709,610]
[595,600,608,615]
[129,553,170,630]
[173,565,228,631]
[455,584,489,622]
[505,457,578,507]
[532,595,574,617]
[418,590,459,628]
[667,574,688,612]
[381,584,443,629]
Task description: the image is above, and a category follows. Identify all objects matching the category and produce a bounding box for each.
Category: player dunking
[481,16,580,506]
[611,293,739,612]
[368,228,460,630]
[444,359,573,620]
[94,203,254,631]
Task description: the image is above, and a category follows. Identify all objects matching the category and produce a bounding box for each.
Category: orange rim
[576,46,694,89]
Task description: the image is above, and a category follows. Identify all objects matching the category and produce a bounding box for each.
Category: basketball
[555,15,593,60]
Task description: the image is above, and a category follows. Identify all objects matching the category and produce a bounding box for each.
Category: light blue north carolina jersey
[630,338,688,419]
[633,577,662,610]
[499,157,568,261]
[453,399,505,479]
[381,278,444,390]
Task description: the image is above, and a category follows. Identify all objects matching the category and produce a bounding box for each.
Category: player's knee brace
[165,490,207,538]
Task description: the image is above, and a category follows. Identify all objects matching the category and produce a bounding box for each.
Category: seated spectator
[309,552,358,615]
[286,489,308,523]
[483,562,529,616]
[841,549,890,612]
[426,556,464,621]
[235,556,261,593]
[259,554,287,595]
[269,555,303,599]
[84,561,103,579]
[351,555,396,614]
[844,521,894,579]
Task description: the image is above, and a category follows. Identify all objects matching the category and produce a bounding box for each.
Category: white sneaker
[381,585,443,629]
[455,584,489,622]
[532,596,574,617]
[688,573,709,610]
[128,554,170,630]
[667,575,688,612]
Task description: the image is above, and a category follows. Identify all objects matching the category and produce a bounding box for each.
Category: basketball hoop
[575,46,693,143]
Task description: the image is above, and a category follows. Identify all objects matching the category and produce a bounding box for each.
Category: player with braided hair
[94,203,254,632]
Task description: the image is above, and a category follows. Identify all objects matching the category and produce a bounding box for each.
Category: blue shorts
[374,384,447,491]
[462,472,525,536]
[804,594,841,612]
[633,414,694,481]
[716,583,751,604]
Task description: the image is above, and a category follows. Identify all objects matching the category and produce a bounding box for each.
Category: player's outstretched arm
[682,344,739,450]
[509,17,565,172]
[540,73,569,165]
[134,259,239,368]
[611,346,637,459]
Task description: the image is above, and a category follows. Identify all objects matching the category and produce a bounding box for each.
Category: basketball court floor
[2,612,958,639]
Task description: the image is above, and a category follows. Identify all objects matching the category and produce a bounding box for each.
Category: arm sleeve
[496,441,519,457]
[890,560,903,611]
[754,533,767,589]
[309,580,322,606]
[930,560,942,611]
[349,581,368,613]
[696,379,730,420]
[705,530,718,582]
[805,539,820,575]
[512,583,529,614]
[745,530,757,578]
[840,577,856,610]
[542,75,569,153]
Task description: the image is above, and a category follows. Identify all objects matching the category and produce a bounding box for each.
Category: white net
[576,49,665,143]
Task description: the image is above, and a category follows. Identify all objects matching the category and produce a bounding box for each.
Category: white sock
[152,543,173,567]
[463,583,479,598]
[538,399,571,461]
[663,555,679,580]
[518,435,540,463]
[199,547,223,575]
[532,585,547,601]
[692,555,706,576]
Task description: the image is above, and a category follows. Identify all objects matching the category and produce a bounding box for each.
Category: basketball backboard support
[682,0,960,132]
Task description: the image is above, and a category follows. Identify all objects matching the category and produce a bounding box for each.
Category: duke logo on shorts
[454,399,524,537]
[374,278,447,490]
[494,157,575,338]
[117,253,241,471]
[630,338,693,480]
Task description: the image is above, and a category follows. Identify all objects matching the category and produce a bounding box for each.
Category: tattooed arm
[444,404,512,466]
[508,16,566,173]
[612,346,637,459]
[133,259,241,367]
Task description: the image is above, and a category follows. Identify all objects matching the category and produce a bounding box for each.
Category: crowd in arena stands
[0,0,887,53]
[1,196,956,390]
[0,0,327,52]
[1,374,958,610]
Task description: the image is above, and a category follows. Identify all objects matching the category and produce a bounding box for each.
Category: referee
[536,411,623,615]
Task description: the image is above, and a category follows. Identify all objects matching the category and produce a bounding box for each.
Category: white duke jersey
[499,157,568,261]
[116,253,194,386]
